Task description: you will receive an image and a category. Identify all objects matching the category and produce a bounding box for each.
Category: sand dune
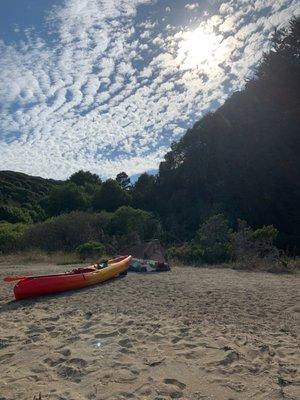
[0,264,299,400]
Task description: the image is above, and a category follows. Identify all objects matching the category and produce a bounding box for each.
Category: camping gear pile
[122,239,170,272]
[129,258,170,273]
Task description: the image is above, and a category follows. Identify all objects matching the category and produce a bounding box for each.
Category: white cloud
[185,3,200,12]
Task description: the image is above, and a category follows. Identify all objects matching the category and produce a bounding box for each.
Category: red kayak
[5,256,131,300]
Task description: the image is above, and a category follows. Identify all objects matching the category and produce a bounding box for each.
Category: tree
[68,170,102,186]
[111,206,161,240]
[155,17,300,252]
[194,214,231,263]
[42,183,88,216]
[116,172,131,190]
[92,179,130,212]
[132,173,157,211]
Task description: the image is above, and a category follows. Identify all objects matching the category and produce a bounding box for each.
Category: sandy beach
[0,264,299,400]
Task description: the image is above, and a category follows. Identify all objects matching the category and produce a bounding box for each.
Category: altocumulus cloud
[0,0,299,179]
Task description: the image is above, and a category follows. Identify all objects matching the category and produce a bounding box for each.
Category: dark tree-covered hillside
[0,171,62,222]
[154,18,300,251]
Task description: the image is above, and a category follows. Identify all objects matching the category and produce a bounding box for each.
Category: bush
[194,214,231,264]
[167,243,203,264]
[76,241,105,260]
[230,220,279,261]
[168,215,231,264]
[0,222,28,253]
[0,205,32,223]
[20,208,161,253]
[24,211,106,252]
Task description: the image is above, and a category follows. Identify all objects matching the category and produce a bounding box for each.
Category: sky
[0,0,299,180]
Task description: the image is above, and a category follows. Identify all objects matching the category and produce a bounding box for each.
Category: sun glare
[177,27,223,70]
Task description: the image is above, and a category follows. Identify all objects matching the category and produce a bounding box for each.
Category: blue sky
[0,0,299,180]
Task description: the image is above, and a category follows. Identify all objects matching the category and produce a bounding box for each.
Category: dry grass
[170,257,300,274]
[0,250,110,266]
[231,256,300,274]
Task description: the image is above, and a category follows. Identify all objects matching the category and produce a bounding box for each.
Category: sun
[177,27,223,70]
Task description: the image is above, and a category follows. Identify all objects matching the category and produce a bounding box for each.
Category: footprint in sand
[44,325,56,332]
[57,365,82,382]
[42,315,60,322]
[155,378,187,399]
[95,330,119,339]
[58,348,71,357]
[223,381,247,392]
[135,384,153,396]
[68,358,88,368]
[171,336,182,344]
[85,311,93,319]
[113,369,138,383]
[119,338,133,348]
[164,378,187,390]
[0,352,14,362]
[82,321,94,329]
[0,338,13,349]
[218,351,240,366]
[125,319,135,326]
[66,334,81,342]
[156,386,184,399]
[44,355,66,367]
[49,331,60,338]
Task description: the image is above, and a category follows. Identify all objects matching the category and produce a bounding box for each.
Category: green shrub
[76,241,105,260]
[0,222,28,253]
[167,243,203,264]
[0,205,32,223]
[230,220,280,261]
[194,214,231,264]
[23,211,115,252]
[24,212,99,252]
[111,206,161,240]
[249,225,278,242]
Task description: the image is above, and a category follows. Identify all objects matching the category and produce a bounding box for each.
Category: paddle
[3,259,120,282]
[3,275,29,282]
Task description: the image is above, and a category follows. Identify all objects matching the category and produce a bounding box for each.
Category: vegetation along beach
[0,1,299,399]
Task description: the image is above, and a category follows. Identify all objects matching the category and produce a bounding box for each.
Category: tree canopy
[116,172,131,190]
[152,18,300,252]
[68,170,102,186]
[92,179,130,212]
